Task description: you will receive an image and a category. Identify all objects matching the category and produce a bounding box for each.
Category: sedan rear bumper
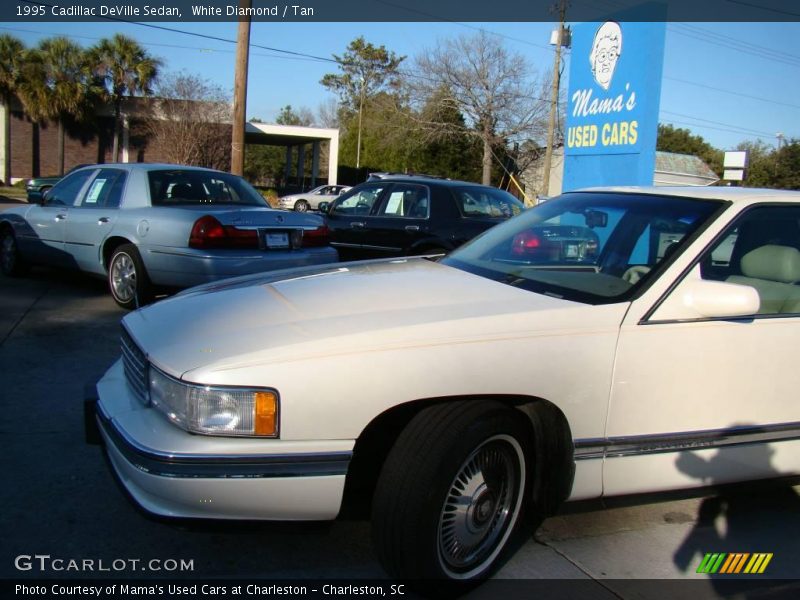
[144,245,339,288]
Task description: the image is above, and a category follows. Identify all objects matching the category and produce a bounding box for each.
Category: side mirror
[40,189,52,205]
[317,201,330,214]
[651,278,760,321]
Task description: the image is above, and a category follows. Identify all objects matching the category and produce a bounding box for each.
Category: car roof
[74,163,231,175]
[574,185,800,204]
[362,175,511,190]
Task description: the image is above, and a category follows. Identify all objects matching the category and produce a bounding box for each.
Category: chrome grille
[121,328,149,405]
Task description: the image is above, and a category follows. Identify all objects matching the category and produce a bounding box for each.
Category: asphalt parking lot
[1,214,799,599]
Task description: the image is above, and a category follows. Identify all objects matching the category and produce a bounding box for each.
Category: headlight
[149,366,278,437]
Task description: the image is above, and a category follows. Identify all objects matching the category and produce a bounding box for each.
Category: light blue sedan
[0,163,338,308]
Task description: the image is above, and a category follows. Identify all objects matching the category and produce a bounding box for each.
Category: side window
[454,188,522,219]
[699,205,800,315]
[80,169,127,208]
[46,169,95,207]
[376,184,429,219]
[332,185,385,216]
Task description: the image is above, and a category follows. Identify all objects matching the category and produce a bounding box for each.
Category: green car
[25,164,88,202]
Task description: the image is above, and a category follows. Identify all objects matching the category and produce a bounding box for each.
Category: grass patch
[0,186,27,201]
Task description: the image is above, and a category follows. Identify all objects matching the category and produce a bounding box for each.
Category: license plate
[263,232,289,249]
[565,244,578,258]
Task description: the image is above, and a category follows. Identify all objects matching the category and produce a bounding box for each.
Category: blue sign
[562,10,666,191]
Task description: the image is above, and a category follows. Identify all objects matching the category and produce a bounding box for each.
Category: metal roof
[654,151,719,186]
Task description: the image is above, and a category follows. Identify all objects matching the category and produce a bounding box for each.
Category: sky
[1,19,799,152]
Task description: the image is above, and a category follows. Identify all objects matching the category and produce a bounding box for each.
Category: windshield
[441,191,725,304]
[148,170,268,207]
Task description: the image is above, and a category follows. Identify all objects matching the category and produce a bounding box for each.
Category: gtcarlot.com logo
[697,552,773,575]
[14,554,194,573]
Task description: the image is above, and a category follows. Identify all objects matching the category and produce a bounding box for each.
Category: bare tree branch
[143,72,232,170]
[412,31,550,184]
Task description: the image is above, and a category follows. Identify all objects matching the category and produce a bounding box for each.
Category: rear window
[453,186,524,219]
[147,170,268,207]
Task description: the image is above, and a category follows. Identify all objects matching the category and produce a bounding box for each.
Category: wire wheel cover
[438,435,523,572]
[111,253,137,302]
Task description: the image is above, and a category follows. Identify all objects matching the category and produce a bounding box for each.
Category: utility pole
[541,0,568,200]
[231,0,251,176]
[775,132,784,177]
[356,75,365,169]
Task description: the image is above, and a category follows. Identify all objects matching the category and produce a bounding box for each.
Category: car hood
[122,258,626,379]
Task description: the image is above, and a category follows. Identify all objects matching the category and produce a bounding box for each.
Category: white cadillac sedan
[88,186,800,587]
[277,184,351,212]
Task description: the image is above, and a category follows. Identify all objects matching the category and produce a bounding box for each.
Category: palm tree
[0,34,25,183]
[27,37,95,175]
[90,34,160,162]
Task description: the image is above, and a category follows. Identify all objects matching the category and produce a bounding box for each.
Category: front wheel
[294,199,309,212]
[108,244,153,310]
[371,401,532,588]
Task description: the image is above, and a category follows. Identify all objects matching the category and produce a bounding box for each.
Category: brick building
[0,97,340,188]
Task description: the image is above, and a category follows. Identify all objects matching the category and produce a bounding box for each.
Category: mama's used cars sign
[563,17,666,191]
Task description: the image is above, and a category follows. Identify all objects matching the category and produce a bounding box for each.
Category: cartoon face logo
[590,21,622,90]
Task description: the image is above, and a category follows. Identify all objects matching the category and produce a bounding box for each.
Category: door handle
[97,217,110,224]
[350,222,366,229]
[405,225,420,232]
[55,214,66,221]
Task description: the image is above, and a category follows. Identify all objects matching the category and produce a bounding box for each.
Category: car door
[604,203,800,496]
[364,183,432,256]
[327,183,388,259]
[21,168,96,267]
[63,168,127,275]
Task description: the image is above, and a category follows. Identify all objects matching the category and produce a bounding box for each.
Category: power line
[660,118,775,141]
[18,1,340,64]
[668,25,800,69]
[660,110,776,138]
[0,26,332,63]
[670,23,800,65]
[133,21,338,63]
[663,75,800,111]
[724,0,800,18]
[370,0,557,52]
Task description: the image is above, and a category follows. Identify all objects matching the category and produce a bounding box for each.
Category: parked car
[319,176,525,260]
[277,184,350,212]
[25,164,89,202]
[1,163,338,308]
[87,186,800,589]
[366,171,448,182]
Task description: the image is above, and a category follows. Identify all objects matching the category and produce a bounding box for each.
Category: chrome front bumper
[86,367,351,521]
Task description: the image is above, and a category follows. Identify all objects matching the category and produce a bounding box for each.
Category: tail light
[301,224,330,247]
[189,215,259,249]
[511,231,542,255]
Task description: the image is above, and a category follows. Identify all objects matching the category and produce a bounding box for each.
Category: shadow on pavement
[673,439,800,596]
